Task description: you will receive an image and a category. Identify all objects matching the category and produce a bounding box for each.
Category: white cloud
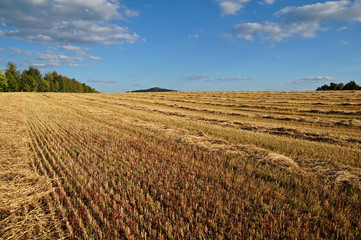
[229,21,319,42]
[337,26,348,31]
[264,0,275,4]
[223,0,361,43]
[89,56,103,60]
[216,0,250,16]
[124,9,139,18]
[188,34,199,39]
[8,47,94,68]
[68,63,88,67]
[0,0,140,45]
[59,45,81,51]
[29,62,60,68]
[290,76,342,84]
[216,0,276,16]
[275,0,361,23]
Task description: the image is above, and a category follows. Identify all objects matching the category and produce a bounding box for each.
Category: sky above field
[0,0,360,92]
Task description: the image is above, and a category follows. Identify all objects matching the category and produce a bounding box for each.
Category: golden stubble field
[0,91,360,239]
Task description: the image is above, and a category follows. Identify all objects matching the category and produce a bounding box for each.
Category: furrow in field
[34,94,296,238]
[40,123,144,239]
[26,99,162,238]
[42,94,361,188]
[83,93,361,136]
[28,137,71,239]
[23,93,361,239]
[113,93,361,116]
[27,114,90,238]
[62,94,361,168]
[26,104,133,238]
[26,108,124,239]
[132,96,361,126]
[0,94,57,240]
[129,91,360,106]
[96,98,361,147]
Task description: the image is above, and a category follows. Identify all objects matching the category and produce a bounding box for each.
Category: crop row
[76,96,361,146]
[51,93,361,168]
[24,94,361,239]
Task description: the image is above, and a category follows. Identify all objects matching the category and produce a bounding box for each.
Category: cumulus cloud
[264,0,276,4]
[216,0,250,16]
[223,0,361,42]
[59,45,81,51]
[124,9,139,18]
[275,0,361,23]
[7,47,102,69]
[29,62,60,68]
[216,0,276,16]
[0,0,140,45]
[228,21,319,42]
[290,76,342,84]
[36,51,84,63]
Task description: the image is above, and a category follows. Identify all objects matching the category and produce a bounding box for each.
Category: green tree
[23,83,31,92]
[42,80,50,92]
[5,71,18,92]
[343,81,360,90]
[0,70,8,92]
[336,83,344,90]
[23,66,43,91]
[4,62,97,93]
[45,72,55,92]
[28,76,38,92]
[27,66,42,84]
[316,84,330,91]
[329,82,337,90]
[20,70,29,91]
[5,62,20,90]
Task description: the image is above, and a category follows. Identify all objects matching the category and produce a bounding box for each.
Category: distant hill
[130,87,177,93]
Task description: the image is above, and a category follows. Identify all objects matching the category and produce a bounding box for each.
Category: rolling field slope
[1,91,361,239]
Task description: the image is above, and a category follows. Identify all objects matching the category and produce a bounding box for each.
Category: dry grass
[0,94,59,240]
[1,91,361,239]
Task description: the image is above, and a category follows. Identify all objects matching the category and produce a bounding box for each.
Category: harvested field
[1,91,361,239]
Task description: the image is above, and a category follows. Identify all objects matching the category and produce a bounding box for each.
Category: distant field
[1,91,360,239]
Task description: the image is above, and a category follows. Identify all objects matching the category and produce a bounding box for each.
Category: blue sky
[0,0,360,92]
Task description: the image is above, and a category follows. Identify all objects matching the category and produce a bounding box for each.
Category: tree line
[0,62,97,93]
[316,81,360,91]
